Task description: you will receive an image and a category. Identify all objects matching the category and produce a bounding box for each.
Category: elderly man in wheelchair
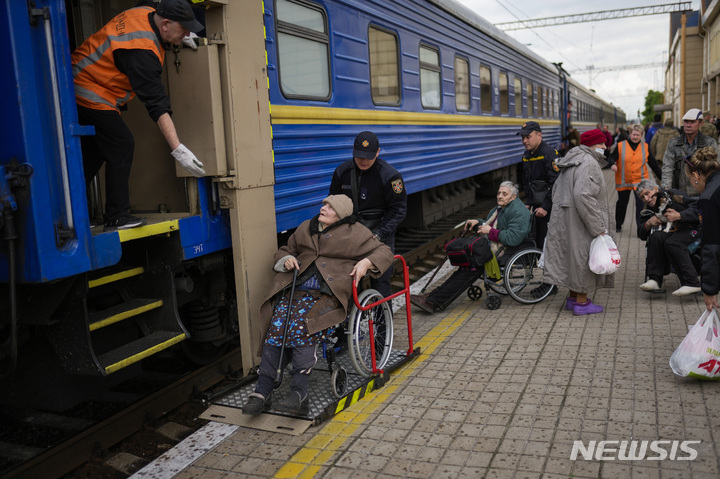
[410,181,554,313]
[243,195,393,416]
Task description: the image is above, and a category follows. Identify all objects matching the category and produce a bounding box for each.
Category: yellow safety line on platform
[273,305,473,479]
[88,267,144,289]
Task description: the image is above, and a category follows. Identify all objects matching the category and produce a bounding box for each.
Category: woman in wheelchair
[243,195,393,416]
[410,181,531,313]
[636,178,702,296]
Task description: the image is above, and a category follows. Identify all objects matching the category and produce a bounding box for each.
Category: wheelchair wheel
[485,277,508,295]
[503,248,551,304]
[331,366,348,399]
[486,295,501,310]
[467,285,483,300]
[347,289,394,378]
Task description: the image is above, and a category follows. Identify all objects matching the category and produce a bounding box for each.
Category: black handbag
[444,235,492,269]
[529,179,550,206]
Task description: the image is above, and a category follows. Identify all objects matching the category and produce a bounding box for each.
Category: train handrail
[351,254,414,374]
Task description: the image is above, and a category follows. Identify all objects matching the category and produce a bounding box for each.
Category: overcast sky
[456,0,698,122]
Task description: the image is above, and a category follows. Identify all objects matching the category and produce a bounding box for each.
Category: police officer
[329,131,407,297]
[517,121,559,248]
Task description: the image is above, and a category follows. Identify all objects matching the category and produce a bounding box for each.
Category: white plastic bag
[588,234,621,274]
[670,309,720,380]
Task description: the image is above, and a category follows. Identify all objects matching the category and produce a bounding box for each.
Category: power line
[495,2,692,31]
[569,62,666,74]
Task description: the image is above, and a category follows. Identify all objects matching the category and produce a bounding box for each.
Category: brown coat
[257,218,393,355]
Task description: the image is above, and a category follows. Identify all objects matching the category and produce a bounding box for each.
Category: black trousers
[615,189,643,230]
[646,228,700,287]
[371,234,395,298]
[534,212,549,249]
[77,106,135,222]
[427,267,483,310]
[255,344,317,398]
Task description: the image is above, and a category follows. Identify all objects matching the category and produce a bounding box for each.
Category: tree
[642,90,664,125]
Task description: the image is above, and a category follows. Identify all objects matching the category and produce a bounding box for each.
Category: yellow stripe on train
[272,104,561,127]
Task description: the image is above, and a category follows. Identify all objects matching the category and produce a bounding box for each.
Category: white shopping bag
[669,309,720,380]
[588,234,621,275]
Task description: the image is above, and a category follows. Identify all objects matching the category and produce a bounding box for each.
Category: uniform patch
[391,179,404,194]
[551,161,560,172]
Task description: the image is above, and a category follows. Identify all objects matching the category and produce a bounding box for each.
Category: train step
[97,330,187,375]
[48,264,188,376]
[89,298,164,331]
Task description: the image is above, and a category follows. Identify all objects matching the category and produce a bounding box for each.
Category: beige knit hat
[322,195,353,220]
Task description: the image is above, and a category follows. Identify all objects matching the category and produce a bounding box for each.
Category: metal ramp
[209,347,418,426]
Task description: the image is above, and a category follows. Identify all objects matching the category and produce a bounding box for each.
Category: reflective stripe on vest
[72,7,164,111]
[616,141,649,190]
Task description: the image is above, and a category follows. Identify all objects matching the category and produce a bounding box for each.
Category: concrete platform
[132,170,720,479]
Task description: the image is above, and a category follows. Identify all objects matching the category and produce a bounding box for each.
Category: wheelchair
[466,240,553,310]
[320,255,414,399]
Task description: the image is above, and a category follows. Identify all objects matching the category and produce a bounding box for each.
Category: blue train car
[268,0,574,231]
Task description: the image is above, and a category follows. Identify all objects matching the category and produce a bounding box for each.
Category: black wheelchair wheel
[486,295,502,310]
[331,366,348,398]
[467,285,483,300]
[503,248,553,304]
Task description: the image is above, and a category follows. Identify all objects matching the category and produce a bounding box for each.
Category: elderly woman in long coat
[544,129,615,315]
[243,195,393,416]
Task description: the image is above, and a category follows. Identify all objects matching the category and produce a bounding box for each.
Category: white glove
[182,32,198,50]
[171,144,206,177]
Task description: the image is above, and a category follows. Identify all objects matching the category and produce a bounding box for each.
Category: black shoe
[104,214,146,231]
[243,392,270,416]
[410,294,436,314]
[275,390,309,416]
[615,226,622,233]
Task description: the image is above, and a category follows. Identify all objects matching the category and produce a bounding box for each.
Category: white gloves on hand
[181,32,198,50]
[171,144,206,177]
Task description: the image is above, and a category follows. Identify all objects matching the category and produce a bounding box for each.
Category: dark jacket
[257,216,393,355]
[522,140,559,211]
[661,132,719,195]
[637,189,699,241]
[699,171,720,296]
[329,158,407,242]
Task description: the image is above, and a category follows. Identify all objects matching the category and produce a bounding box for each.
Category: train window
[514,78,522,116]
[276,0,330,99]
[537,87,543,118]
[527,82,534,117]
[454,56,470,111]
[479,65,491,113]
[420,45,441,109]
[499,72,509,115]
[369,27,400,105]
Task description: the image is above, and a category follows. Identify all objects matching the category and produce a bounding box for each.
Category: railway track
[0,197,496,479]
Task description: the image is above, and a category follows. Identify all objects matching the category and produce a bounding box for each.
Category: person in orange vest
[607,124,661,232]
[72,0,205,230]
